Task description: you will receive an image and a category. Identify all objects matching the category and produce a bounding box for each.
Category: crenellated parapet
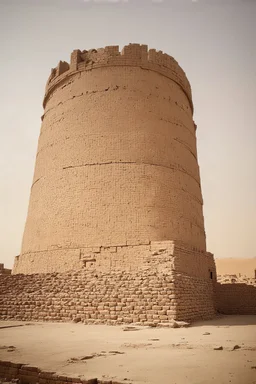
[44,44,193,112]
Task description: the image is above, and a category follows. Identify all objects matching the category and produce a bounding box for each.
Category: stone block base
[1,241,216,323]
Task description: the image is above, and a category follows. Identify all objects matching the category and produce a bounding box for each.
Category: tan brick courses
[2,242,216,323]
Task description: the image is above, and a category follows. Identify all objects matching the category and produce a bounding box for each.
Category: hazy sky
[0,0,255,268]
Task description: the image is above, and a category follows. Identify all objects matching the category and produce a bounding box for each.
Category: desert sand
[0,316,256,384]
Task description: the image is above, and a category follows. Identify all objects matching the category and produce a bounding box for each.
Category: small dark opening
[210,271,213,280]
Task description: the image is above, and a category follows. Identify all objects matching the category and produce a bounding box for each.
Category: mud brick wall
[216,282,256,315]
[0,360,122,384]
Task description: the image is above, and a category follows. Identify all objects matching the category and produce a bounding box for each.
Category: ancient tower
[13,44,215,285]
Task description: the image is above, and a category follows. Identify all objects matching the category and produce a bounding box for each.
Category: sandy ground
[0,316,256,384]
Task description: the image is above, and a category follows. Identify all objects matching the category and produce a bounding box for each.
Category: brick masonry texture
[1,242,216,324]
[0,360,118,384]
[14,43,206,274]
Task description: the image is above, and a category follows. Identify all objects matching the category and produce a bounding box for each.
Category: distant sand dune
[216,258,256,278]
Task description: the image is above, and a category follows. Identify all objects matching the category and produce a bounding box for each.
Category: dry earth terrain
[0,316,256,384]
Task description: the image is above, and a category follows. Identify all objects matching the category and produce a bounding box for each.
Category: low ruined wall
[0,264,11,275]
[0,360,119,384]
[216,282,256,315]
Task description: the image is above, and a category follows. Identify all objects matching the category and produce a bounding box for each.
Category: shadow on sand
[193,314,256,327]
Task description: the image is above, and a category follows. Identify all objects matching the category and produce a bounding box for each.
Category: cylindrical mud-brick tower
[14,44,208,274]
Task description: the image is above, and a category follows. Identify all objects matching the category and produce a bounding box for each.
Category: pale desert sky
[0,0,255,268]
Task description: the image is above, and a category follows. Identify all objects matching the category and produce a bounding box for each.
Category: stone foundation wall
[1,242,216,323]
[0,270,177,325]
[0,269,215,324]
